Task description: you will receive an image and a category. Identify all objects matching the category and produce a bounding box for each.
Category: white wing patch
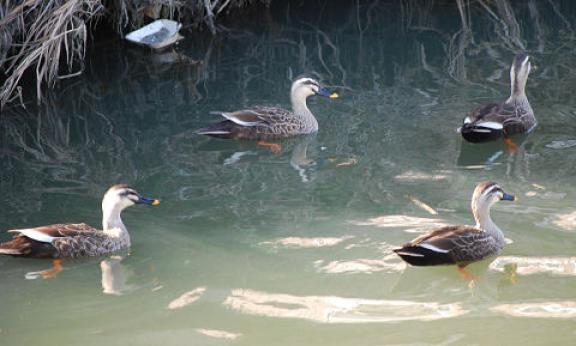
[476,121,504,130]
[196,130,230,135]
[463,116,472,124]
[221,112,264,127]
[419,243,450,253]
[8,229,55,243]
[394,250,424,257]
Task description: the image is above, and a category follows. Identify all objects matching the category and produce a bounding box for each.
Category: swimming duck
[0,185,159,259]
[460,54,536,146]
[196,77,338,151]
[394,181,515,278]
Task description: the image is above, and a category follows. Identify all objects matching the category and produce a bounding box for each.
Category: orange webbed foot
[26,259,63,280]
[41,259,63,279]
[257,141,282,153]
[457,266,479,283]
[504,137,518,154]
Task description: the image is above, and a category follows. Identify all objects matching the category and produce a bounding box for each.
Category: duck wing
[199,106,294,139]
[394,225,500,266]
[213,106,291,128]
[464,103,511,129]
[465,102,533,132]
[1,223,100,258]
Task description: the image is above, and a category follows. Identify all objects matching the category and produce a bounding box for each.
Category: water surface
[2,1,576,345]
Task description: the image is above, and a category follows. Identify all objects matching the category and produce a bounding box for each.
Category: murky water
[2,1,576,345]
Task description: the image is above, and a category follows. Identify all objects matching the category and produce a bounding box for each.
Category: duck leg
[257,141,282,153]
[457,265,479,282]
[504,137,518,154]
[25,259,63,280]
[504,262,518,285]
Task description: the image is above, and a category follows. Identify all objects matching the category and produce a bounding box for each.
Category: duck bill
[501,192,516,202]
[316,87,339,99]
[136,196,161,206]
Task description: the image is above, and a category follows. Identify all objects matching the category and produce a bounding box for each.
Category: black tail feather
[196,120,237,139]
[460,124,503,143]
[393,246,455,266]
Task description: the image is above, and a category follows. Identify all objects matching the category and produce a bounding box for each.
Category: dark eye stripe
[484,185,502,196]
[302,79,318,87]
[121,190,138,197]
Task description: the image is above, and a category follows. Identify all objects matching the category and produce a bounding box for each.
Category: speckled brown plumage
[199,106,316,140]
[394,225,502,267]
[461,54,536,143]
[0,223,128,258]
[0,185,159,259]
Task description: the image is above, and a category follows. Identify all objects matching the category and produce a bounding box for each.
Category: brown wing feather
[9,223,99,238]
[406,225,482,248]
[397,225,501,266]
[468,101,534,135]
[219,109,271,126]
[1,223,99,258]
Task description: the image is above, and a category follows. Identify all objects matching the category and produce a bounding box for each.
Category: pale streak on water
[1,1,576,345]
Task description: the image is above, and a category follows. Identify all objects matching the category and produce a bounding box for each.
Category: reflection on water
[223,289,468,323]
[394,170,450,182]
[350,215,447,233]
[168,287,207,310]
[259,236,353,249]
[492,301,576,319]
[550,210,576,231]
[490,256,576,277]
[195,328,242,340]
[314,255,406,275]
[2,0,576,345]
[100,256,134,296]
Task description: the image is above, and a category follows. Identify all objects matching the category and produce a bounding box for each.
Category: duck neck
[473,205,504,244]
[102,205,131,246]
[291,93,318,132]
[507,67,529,104]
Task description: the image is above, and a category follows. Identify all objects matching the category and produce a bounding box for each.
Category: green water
[2,1,576,345]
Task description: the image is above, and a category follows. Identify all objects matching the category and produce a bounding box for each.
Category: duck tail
[0,239,25,256]
[196,120,237,139]
[460,123,504,143]
[393,246,454,266]
[0,247,23,255]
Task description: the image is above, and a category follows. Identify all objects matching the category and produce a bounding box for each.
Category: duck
[460,54,536,147]
[394,181,515,279]
[0,184,159,277]
[196,77,338,152]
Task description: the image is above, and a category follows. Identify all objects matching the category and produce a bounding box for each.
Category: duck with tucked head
[394,182,515,279]
[0,185,159,277]
[460,54,536,151]
[196,77,338,152]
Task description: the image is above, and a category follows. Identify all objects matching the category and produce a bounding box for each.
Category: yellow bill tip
[152,199,161,206]
[329,93,339,99]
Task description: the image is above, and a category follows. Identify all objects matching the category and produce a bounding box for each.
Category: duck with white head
[197,76,338,152]
[0,185,159,278]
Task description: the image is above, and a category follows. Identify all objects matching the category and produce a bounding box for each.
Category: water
[2,1,576,344]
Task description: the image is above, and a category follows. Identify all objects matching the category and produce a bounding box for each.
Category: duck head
[102,184,160,213]
[290,77,338,102]
[471,181,515,223]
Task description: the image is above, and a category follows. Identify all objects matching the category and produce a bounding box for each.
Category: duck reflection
[457,134,529,167]
[490,256,576,277]
[25,255,134,295]
[100,255,134,296]
[218,134,319,183]
[457,135,537,182]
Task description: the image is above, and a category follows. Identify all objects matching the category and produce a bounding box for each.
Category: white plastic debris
[125,19,183,50]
